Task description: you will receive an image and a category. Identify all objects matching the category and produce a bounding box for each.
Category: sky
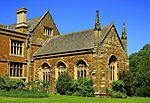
[0,0,150,55]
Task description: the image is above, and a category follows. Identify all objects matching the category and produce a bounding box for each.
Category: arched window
[41,63,50,82]
[108,55,117,81]
[75,60,87,79]
[56,62,66,78]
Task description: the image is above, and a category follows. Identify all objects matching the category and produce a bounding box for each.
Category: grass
[0,95,150,103]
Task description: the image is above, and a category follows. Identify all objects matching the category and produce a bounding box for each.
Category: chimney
[16,8,28,32]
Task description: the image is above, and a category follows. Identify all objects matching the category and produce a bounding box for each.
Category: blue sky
[0,0,150,55]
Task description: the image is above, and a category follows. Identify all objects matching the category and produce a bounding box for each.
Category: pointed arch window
[76,60,87,79]
[108,55,118,81]
[42,63,50,82]
[57,62,66,78]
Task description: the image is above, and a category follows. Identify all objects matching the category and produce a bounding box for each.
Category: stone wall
[0,28,28,79]
[34,52,93,93]
[92,25,129,94]
[29,12,60,80]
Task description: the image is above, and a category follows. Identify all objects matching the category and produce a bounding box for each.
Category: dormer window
[44,27,53,36]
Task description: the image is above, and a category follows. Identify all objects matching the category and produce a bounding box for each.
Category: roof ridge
[54,25,110,39]
[0,24,8,28]
[62,28,93,36]
[8,17,41,26]
[26,16,41,21]
[62,25,110,36]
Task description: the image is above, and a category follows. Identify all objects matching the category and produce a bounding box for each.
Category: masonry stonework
[0,28,28,80]
[0,8,128,95]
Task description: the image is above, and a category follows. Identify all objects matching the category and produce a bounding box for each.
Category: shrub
[112,91,127,98]
[55,72,94,97]
[110,80,127,98]
[136,86,150,97]
[0,76,25,91]
[112,80,125,93]
[56,72,72,95]
[75,78,94,97]
[0,89,49,98]
[72,91,81,96]
[69,78,94,97]
[25,81,50,93]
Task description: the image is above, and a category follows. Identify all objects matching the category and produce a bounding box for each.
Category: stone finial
[121,22,127,54]
[121,22,127,39]
[94,10,101,31]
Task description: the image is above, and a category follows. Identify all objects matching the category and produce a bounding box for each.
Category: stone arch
[74,59,89,67]
[41,63,50,69]
[55,61,67,79]
[108,55,118,81]
[74,59,88,79]
[40,63,50,82]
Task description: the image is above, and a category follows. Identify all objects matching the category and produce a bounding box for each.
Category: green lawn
[0,95,150,103]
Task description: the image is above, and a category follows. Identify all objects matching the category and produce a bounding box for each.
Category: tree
[129,44,150,96]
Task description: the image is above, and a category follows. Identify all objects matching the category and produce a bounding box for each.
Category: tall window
[10,63,23,77]
[109,55,117,81]
[44,27,53,36]
[57,62,66,78]
[42,63,50,82]
[11,40,23,56]
[76,60,87,78]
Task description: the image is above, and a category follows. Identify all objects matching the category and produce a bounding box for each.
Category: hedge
[0,89,49,98]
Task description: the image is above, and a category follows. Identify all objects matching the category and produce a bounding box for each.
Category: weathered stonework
[28,10,60,81]
[34,52,93,93]
[0,8,128,95]
[0,28,28,80]
[33,23,128,95]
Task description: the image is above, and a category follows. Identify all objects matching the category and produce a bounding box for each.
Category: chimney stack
[16,8,28,32]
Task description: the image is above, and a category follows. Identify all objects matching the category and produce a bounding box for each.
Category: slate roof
[0,24,8,29]
[8,17,41,31]
[33,25,110,57]
[0,17,41,33]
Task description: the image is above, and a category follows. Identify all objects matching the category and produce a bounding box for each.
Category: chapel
[0,8,128,95]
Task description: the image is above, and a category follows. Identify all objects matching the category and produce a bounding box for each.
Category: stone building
[0,7,59,81]
[0,8,128,95]
[0,26,28,80]
[33,10,128,95]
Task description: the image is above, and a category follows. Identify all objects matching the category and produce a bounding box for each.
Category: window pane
[13,69,16,76]
[9,63,23,77]
[17,69,19,77]
[10,68,12,76]
[84,70,86,78]
[113,66,115,80]
[81,70,83,78]
[43,74,45,81]
[44,27,53,36]
[11,40,23,56]
[110,66,112,80]
[20,69,22,77]
[77,70,80,78]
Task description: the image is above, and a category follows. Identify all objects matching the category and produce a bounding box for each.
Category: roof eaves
[33,47,94,57]
[0,27,28,35]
